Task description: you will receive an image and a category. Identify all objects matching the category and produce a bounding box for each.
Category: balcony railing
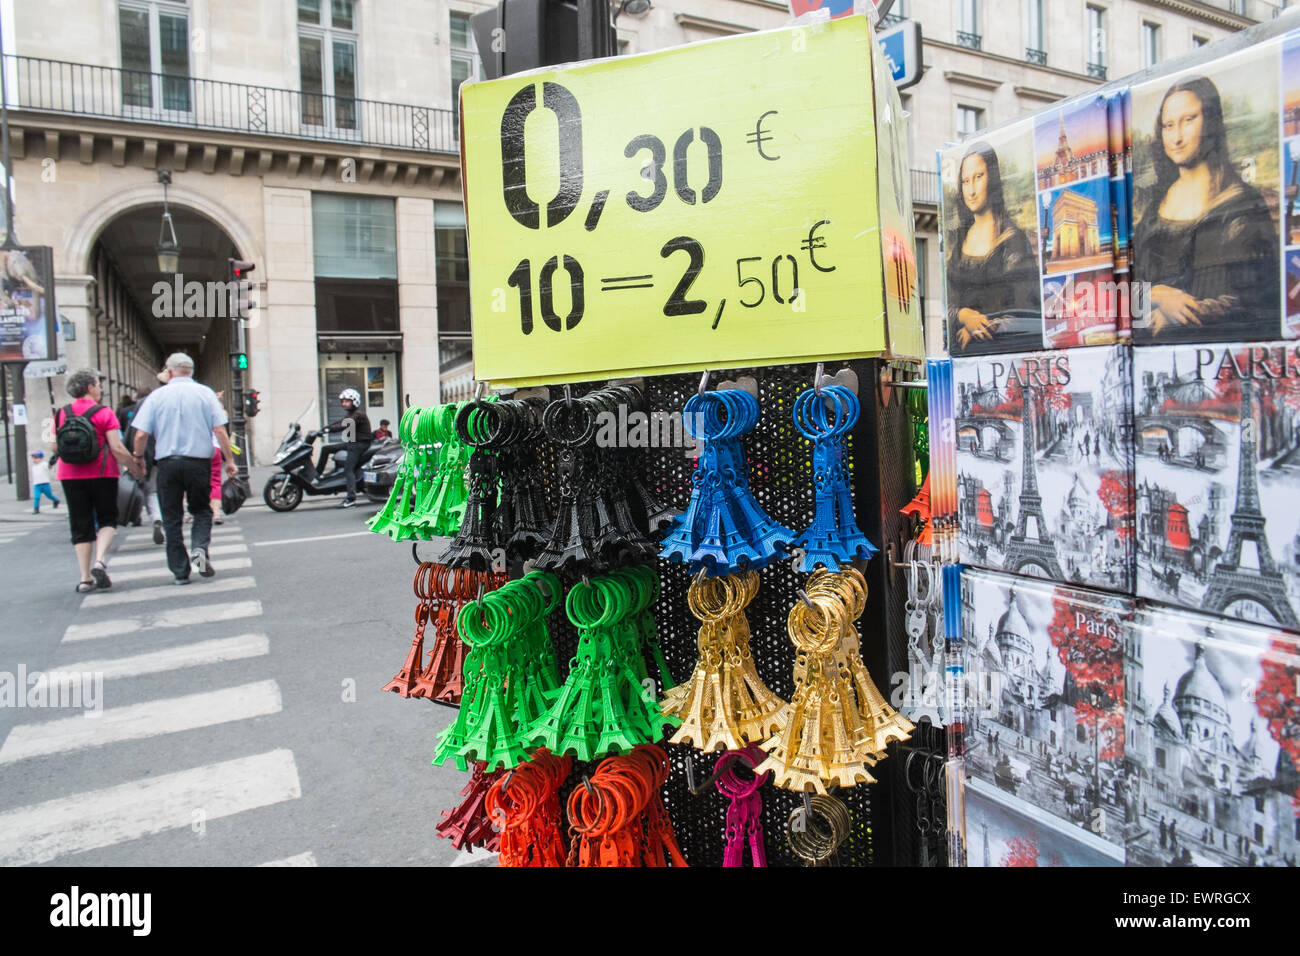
[911,167,939,207]
[1087,61,1108,80]
[956,31,982,50]
[3,55,459,153]
[1025,47,1047,66]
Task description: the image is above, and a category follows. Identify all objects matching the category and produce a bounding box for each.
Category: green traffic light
[237,354,248,370]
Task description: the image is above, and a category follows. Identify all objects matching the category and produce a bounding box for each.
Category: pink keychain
[714,745,771,867]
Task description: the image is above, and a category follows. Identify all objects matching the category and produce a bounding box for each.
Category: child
[30,450,60,513]
[374,419,392,441]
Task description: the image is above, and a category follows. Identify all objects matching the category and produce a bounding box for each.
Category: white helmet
[338,388,361,404]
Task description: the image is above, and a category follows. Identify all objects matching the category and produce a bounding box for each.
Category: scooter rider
[319,388,373,508]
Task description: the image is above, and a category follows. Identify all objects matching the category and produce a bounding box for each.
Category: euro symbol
[801,219,834,273]
[747,110,779,161]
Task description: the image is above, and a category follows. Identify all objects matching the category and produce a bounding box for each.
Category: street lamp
[155,170,180,274]
[614,0,651,19]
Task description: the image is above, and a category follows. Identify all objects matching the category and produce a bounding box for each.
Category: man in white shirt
[130,353,237,584]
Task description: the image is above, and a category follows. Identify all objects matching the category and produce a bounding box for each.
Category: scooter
[262,418,392,512]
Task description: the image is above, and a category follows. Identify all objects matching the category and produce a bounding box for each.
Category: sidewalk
[0,486,67,524]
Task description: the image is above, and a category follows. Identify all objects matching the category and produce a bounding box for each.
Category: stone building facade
[1,0,1288,469]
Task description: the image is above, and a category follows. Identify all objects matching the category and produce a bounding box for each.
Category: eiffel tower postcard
[954,345,1136,593]
[1134,342,1300,632]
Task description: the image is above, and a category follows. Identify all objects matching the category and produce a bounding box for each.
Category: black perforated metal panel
[525,359,929,867]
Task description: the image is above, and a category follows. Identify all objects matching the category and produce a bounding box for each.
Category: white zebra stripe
[0,749,301,866]
[257,851,318,867]
[0,680,283,765]
[55,633,269,681]
[108,557,252,584]
[62,600,264,643]
[108,543,249,568]
[78,576,256,607]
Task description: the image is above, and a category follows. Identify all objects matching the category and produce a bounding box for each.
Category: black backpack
[56,404,105,466]
[121,403,156,473]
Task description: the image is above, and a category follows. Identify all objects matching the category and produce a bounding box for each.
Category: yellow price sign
[462,16,916,386]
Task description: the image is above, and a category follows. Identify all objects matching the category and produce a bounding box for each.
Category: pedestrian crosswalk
[0,520,313,867]
[0,526,33,546]
[0,749,302,867]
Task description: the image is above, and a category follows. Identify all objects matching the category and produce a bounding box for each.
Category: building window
[1255,794,1265,812]
[1087,5,1107,79]
[118,1,191,113]
[957,0,980,49]
[1156,747,1166,769]
[450,11,479,107]
[1025,0,1045,64]
[436,201,472,375]
[915,236,927,299]
[957,105,985,135]
[1254,823,1264,843]
[299,0,358,131]
[312,194,399,333]
[1142,22,1160,69]
[1077,724,1087,743]
[313,193,397,279]
[882,0,906,25]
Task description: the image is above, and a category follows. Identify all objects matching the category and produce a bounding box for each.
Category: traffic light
[244,389,261,418]
[231,352,248,371]
[228,258,256,319]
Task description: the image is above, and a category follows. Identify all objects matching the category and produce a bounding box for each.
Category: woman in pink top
[54,369,143,592]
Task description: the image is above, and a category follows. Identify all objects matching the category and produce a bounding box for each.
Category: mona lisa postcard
[942,118,1045,355]
[943,95,1118,355]
[1130,36,1288,345]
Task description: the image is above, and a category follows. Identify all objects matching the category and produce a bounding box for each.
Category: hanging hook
[475,581,485,605]
[796,588,815,610]
[686,751,745,796]
[473,380,486,402]
[814,362,825,396]
[698,369,710,397]
[564,383,573,407]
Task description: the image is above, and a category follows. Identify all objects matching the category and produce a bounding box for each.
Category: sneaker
[190,548,215,578]
[174,575,191,586]
[340,498,357,509]
[53,500,59,509]
[153,520,164,545]
[32,509,38,514]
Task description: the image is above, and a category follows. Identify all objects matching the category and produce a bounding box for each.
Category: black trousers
[321,441,367,498]
[61,477,118,544]
[155,457,213,578]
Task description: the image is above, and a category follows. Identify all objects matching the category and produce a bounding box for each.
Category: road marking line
[450,847,498,867]
[107,543,249,567]
[79,576,256,607]
[109,557,252,584]
[258,851,318,867]
[0,680,283,765]
[0,749,301,866]
[254,530,373,547]
[56,633,270,680]
[62,600,265,643]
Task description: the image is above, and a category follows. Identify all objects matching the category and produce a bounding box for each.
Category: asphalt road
[0,469,490,867]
